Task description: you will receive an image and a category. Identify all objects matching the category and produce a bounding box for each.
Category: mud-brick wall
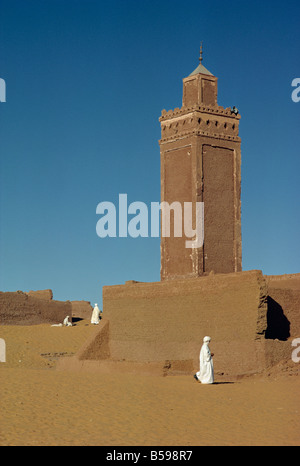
[71,301,93,320]
[103,270,268,376]
[0,291,72,325]
[266,274,300,338]
[27,289,53,300]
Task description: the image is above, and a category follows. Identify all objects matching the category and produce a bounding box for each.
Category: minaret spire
[199,41,203,65]
[189,42,213,77]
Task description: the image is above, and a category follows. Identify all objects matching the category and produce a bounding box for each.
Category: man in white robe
[91,303,101,324]
[51,316,72,327]
[63,316,72,327]
[194,336,214,384]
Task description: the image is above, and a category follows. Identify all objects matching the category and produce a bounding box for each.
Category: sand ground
[0,320,299,446]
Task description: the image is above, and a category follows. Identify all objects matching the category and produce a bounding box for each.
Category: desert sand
[0,320,299,446]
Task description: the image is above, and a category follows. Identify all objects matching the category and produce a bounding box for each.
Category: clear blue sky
[0,0,299,306]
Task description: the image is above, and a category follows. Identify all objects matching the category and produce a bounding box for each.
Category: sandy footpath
[0,320,299,446]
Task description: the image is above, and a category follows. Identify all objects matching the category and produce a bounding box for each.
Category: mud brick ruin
[57,53,300,378]
[0,289,92,325]
[1,51,298,378]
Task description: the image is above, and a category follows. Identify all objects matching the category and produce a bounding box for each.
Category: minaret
[159,47,242,280]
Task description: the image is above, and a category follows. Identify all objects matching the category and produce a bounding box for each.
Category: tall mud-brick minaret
[159,47,242,280]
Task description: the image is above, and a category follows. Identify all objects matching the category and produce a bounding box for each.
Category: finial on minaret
[199,42,203,64]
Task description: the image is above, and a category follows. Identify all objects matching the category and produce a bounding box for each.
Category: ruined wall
[0,290,72,325]
[57,270,299,377]
[71,301,93,320]
[102,270,269,376]
[27,289,53,301]
[76,319,110,360]
[266,274,300,338]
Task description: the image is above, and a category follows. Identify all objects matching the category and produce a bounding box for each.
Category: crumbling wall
[71,301,93,320]
[76,319,110,360]
[57,271,299,377]
[101,270,269,376]
[266,274,300,338]
[27,289,53,301]
[0,290,72,325]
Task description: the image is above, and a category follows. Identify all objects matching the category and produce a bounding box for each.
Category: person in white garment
[91,303,101,324]
[194,336,214,384]
[51,316,72,327]
[63,316,72,327]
